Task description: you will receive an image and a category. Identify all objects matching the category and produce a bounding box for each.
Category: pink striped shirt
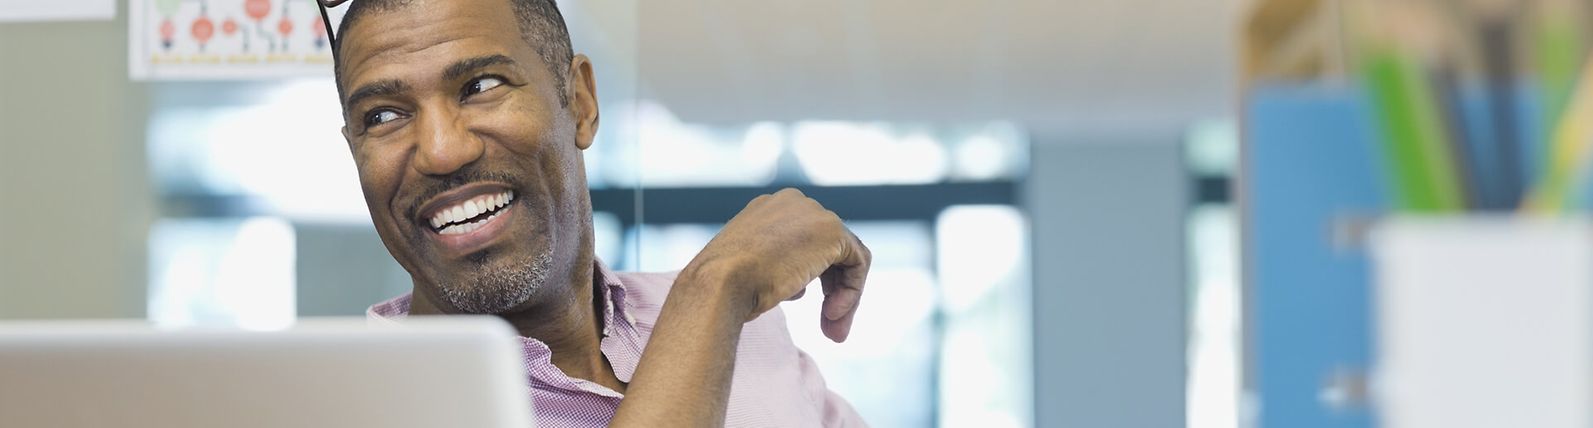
[367,260,866,427]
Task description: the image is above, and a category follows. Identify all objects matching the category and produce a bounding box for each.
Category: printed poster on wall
[130,0,346,80]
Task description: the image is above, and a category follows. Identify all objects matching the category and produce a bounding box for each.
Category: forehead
[338,0,525,94]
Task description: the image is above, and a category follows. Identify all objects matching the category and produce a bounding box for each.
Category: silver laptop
[0,317,534,428]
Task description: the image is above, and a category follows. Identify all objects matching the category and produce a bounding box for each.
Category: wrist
[677,256,757,322]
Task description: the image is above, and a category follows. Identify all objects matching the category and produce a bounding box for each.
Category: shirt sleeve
[795,346,869,428]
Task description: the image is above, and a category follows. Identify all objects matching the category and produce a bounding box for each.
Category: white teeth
[429,190,517,232]
[437,212,500,235]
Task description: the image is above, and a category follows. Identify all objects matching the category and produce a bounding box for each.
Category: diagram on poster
[130,0,345,80]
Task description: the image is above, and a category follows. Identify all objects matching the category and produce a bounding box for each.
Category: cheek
[494,117,557,156]
[479,89,566,152]
[353,146,408,221]
[472,95,582,196]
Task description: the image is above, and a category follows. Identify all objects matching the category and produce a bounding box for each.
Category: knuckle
[829,222,850,243]
[778,187,805,198]
[748,193,771,207]
[807,198,828,213]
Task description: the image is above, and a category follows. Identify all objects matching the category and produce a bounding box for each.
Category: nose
[412,104,484,176]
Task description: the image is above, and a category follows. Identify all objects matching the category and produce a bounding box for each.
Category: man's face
[336,0,599,314]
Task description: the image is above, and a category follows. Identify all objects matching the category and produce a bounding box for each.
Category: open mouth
[427,190,515,235]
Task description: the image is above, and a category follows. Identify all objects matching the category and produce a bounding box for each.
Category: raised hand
[682,188,872,342]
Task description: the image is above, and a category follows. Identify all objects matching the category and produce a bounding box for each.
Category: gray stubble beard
[437,251,554,314]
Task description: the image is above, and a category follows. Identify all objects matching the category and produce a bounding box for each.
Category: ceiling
[609,0,1247,136]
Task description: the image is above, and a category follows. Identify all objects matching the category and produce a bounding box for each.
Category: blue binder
[1247,83,1385,428]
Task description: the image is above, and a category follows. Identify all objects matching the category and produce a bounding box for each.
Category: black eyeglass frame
[316,1,339,62]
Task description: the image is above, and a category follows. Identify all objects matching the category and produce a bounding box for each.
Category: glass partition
[144,0,642,320]
[630,5,1035,425]
[138,1,1035,425]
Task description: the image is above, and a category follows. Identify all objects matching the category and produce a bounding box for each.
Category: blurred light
[741,121,785,174]
[631,223,720,272]
[591,211,623,265]
[149,217,296,330]
[951,134,1010,181]
[220,80,366,222]
[1186,204,1241,428]
[608,101,781,187]
[792,122,948,185]
[592,102,1025,188]
[1187,119,1238,177]
[936,205,1025,314]
[935,205,1031,428]
[148,78,367,223]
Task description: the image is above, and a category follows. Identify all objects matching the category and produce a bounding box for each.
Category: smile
[429,190,515,234]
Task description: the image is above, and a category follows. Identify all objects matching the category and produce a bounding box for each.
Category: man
[321,0,872,426]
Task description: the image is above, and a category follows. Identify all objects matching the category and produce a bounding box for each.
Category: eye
[363,108,404,128]
[461,76,506,99]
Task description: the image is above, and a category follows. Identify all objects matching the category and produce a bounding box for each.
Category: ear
[341,125,355,150]
[568,54,600,151]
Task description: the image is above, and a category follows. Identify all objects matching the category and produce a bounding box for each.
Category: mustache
[404,165,524,221]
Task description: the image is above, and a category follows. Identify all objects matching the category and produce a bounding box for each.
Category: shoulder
[613,269,678,315]
[614,270,794,342]
[613,271,862,425]
[610,270,675,335]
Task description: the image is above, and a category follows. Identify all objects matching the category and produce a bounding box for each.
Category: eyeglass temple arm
[316,0,338,59]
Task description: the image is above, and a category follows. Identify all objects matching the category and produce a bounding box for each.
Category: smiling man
[324,0,870,426]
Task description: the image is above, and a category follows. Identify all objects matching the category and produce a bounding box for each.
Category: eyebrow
[342,55,517,113]
[444,54,518,82]
[344,79,411,112]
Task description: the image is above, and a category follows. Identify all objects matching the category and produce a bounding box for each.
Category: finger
[820,268,862,321]
[819,232,870,342]
[820,230,869,320]
[821,297,860,343]
[819,266,864,342]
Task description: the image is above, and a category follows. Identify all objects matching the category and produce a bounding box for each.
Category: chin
[419,247,555,315]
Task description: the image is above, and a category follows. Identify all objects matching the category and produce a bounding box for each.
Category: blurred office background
[31,0,1587,427]
[15,1,1229,427]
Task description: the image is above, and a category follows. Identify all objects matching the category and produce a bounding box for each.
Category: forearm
[609,265,748,427]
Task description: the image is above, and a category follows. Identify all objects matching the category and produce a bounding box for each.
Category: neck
[409,256,624,392]
[504,265,613,384]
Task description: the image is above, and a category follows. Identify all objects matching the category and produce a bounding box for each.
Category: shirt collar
[367,257,633,333]
[367,258,639,397]
[592,258,632,337]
